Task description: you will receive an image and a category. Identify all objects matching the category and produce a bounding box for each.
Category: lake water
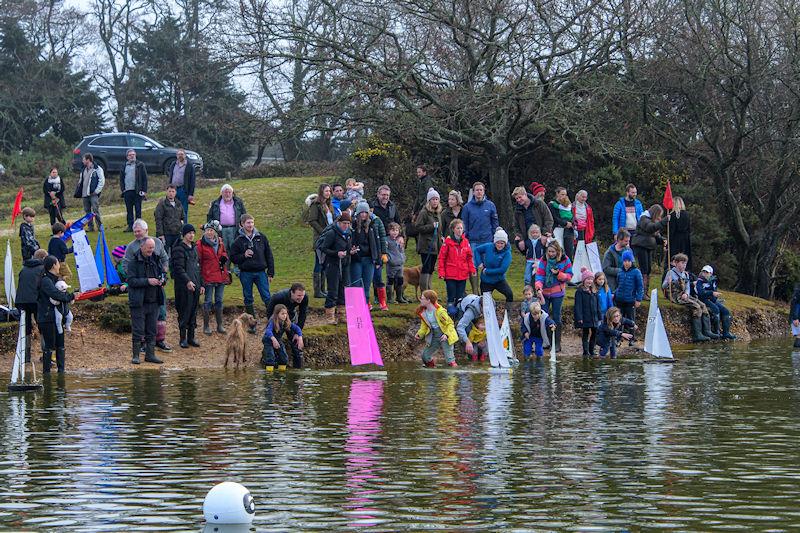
[2,340,800,531]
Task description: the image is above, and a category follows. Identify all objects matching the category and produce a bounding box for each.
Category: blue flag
[61,213,95,241]
[95,225,121,286]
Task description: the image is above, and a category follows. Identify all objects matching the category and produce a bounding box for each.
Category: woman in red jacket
[197,220,229,335]
[572,189,595,243]
[438,218,476,310]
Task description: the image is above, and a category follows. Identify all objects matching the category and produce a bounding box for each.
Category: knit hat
[112,245,126,259]
[701,265,713,274]
[339,198,353,212]
[493,227,509,244]
[622,250,634,263]
[581,267,594,283]
[181,223,196,237]
[338,211,352,223]
[426,188,440,202]
[354,201,371,216]
[530,182,546,196]
[203,220,222,235]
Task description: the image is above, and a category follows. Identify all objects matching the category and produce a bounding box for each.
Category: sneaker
[447,361,458,368]
[156,340,173,352]
[423,360,435,368]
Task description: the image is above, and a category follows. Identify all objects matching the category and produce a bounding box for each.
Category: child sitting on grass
[466,316,488,362]
[261,304,304,371]
[597,307,636,359]
[663,253,718,343]
[695,265,736,340]
[520,301,555,360]
[415,289,458,368]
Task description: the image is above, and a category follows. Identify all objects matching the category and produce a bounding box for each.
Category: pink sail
[345,287,384,366]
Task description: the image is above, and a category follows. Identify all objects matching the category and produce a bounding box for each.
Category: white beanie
[493,227,509,244]
[426,188,440,202]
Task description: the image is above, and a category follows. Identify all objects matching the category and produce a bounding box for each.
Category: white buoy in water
[203,482,255,524]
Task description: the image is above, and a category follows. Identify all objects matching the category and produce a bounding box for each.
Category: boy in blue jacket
[695,265,736,340]
[614,250,643,342]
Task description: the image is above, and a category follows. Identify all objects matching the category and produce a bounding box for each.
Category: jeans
[239,270,271,308]
[204,283,225,310]
[445,279,467,305]
[82,194,101,228]
[221,226,238,273]
[543,295,563,325]
[123,190,142,230]
[261,337,303,368]
[524,259,536,287]
[705,301,730,319]
[523,336,544,358]
[350,256,375,301]
[175,186,190,220]
[599,340,617,358]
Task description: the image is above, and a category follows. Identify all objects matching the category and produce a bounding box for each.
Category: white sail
[5,240,16,307]
[482,292,510,368]
[571,240,593,284]
[585,241,603,275]
[553,227,564,249]
[10,311,25,384]
[644,289,674,359]
[72,229,102,293]
[498,311,516,366]
[550,328,557,362]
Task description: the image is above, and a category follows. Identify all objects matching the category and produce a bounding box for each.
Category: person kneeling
[261,304,303,371]
[415,290,458,368]
[520,301,555,361]
[466,316,488,362]
[662,253,718,342]
[695,265,736,340]
[597,307,636,359]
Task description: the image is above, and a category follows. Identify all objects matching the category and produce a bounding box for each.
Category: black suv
[72,132,203,175]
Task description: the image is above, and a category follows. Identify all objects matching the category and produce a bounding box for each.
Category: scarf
[202,235,219,253]
[545,257,559,287]
[47,176,61,192]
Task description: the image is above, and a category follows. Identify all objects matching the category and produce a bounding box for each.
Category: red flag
[663,181,674,211]
[10,187,23,228]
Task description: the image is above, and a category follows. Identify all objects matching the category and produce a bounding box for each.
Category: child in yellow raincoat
[415,289,458,368]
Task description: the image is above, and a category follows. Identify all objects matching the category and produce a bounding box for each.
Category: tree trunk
[735,236,779,299]
[253,144,266,167]
[487,160,513,231]
[449,148,459,186]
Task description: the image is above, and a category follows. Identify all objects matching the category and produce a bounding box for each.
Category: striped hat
[112,245,126,259]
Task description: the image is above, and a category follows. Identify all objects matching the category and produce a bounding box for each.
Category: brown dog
[403,265,422,300]
[224,313,257,368]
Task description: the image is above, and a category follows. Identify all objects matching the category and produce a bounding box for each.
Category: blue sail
[61,213,95,241]
[94,226,121,286]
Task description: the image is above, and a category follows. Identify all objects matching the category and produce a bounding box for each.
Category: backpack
[314,223,336,266]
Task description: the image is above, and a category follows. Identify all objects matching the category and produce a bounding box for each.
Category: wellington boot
[397,285,410,304]
[265,366,274,372]
[702,314,720,340]
[386,285,395,304]
[469,274,480,295]
[179,328,188,349]
[419,273,431,292]
[313,272,326,298]
[187,329,200,347]
[710,314,722,337]
[131,339,141,365]
[721,315,737,340]
[423,359,435,368]
[691,317,710,342]
[144,342,164,364]
[215,305,226,334]
[377,287,389,311]
[203,309,212,335]
[325,306,337,325]
[277,365,287,371]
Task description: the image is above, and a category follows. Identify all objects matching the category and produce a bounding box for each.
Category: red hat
[530,182,546,196]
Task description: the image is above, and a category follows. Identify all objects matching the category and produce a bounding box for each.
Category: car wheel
[163,158,175,176]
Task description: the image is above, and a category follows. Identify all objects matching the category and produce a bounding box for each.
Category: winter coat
[267,289,308,330]
[319,225,353,269]
[695,275,720,304]
[207,195,246,225]
[170,240,202,287]
[615,266,644,303]
[534,255,574,298]
[121,236,169,278]
[514,193,554,240]
[370,214,387,255]
[307,200,335,247]
[790,285,800,322]
[631,212,668,250]
[462,198,499,245]
[118,160,148,195]
[370,199,401,229]
[37,271,73,324]
[166,159,196,195]
[197,236,228,285]
[612,197,644,236]
[668,211,693,271]
[416,304,458,345]
[19,222,39,261]
[597,286,614,316]
[573,287,602,329]
[572,202,595,243]
[154,197,185,237]
[441,207,463,238]
[230,229,275,276]
[475,243,512,284]
[42,176,66,211]
[597,318,635,347]
[456,294,482,343]
[602,244,631,292]
[662,267,691,300]
[438,236,475,281]
[16,258,44,306]
[126,250,165,308]
[386,237,406,277]
[74,164,104,198]
[263,319,302,344]
[352,217,381,265]
[47,235,71,262]
[525,238,546,262]
[520,309,554,346]
[415,207,443,255]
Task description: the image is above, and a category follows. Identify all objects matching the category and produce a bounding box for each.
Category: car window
[89,135,127,147]
[129,135,162,148]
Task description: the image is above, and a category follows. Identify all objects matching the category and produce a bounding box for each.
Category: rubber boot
[377,287,389,311]
[691,317,710,342]
[55,348,65,373]
[156,321,172,352]
[794,337,800,349]
[555,325,562,352]
[203,308,212,335]
[313,272,326,298]
[642,275,650,299]
[420,273,431,292]
[373,286,380,306]
[144,342,164,364]
[710,314,721,337]
[721,315,737,340]
[42,350,52,373]
[397,284,410,304]
[131,339,141,364]
[469,274,480,295]
[245,305,257,334]
[325,307,337,325]
[702,314,720,340]
[292,351,303,369]
[386,285,395,304]
[215,304,226,334]
[179,328,188,349]
[187,328,200,347]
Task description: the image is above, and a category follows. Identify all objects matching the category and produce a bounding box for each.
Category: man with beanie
[171,224,204,348]
[461,181,499,294]
[474,227,514,302]
[127,238,165,364]
[230,214,274,334]
[614,249,644,341]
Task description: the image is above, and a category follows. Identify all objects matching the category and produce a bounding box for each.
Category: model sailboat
[345,287,384,368]
[482,292,514,370]
[644,289,675,362]
[70,223,121,301]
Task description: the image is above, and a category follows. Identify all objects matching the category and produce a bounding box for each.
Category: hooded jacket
[475,242,512,284]
[16,257,44,306]
[416,303,458,345]
[438,236,475,281]
[229,229,275,276]
[462,197,499,244]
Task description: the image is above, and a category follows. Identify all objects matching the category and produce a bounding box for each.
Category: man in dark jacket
[16,249,47,362]
[230,214,274,334]
[267,283,308,330]
[207,184,247,258]
[602,229,632,291]
[119,149,148,232]
[167,149,196,219]
[512,187,554,247]
[319,212,354,324]
[154,185,185,252]
[412,165,434,216]
[127,238,165,364]
[171,224,203,348]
